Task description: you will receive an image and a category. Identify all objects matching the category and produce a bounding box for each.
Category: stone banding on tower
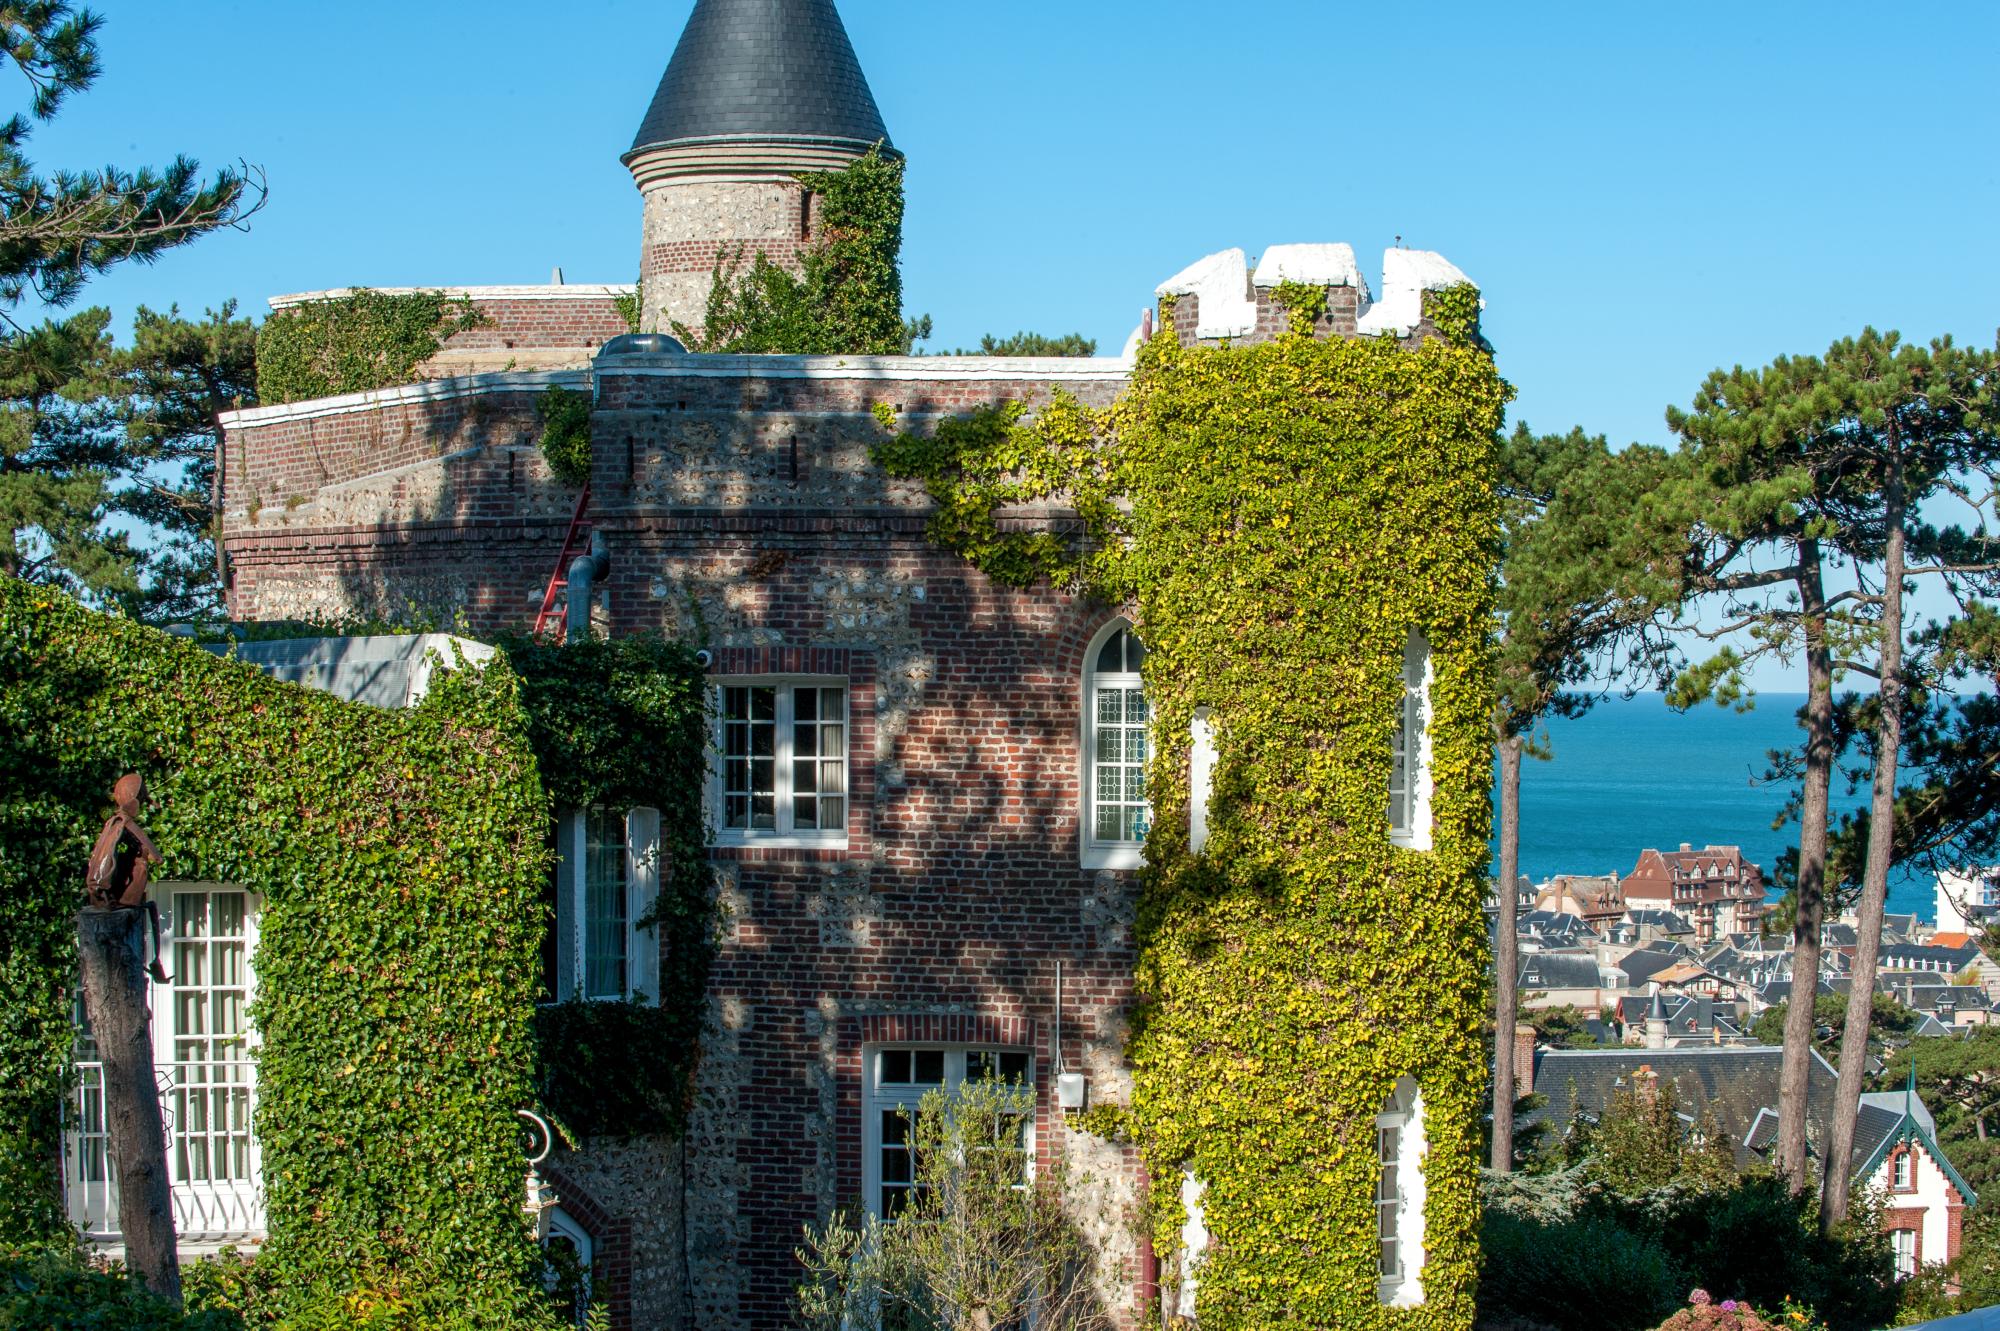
[624,0,896,338]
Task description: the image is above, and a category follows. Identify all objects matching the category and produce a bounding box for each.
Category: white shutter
[625,806,662,1004]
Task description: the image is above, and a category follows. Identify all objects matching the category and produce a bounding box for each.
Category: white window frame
[1189,707,1217,856]
[1082,621,1150,870]
[65,884,266,1248]
[710,677,851,850]
[1376,1076,1427,1308]
[1891,1226,1917,1279]
[861,1045,1036,1221]
[1390,631,1434,851]
[552,806,661,1004]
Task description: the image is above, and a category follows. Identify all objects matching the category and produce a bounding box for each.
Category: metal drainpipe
[565,530,609,645]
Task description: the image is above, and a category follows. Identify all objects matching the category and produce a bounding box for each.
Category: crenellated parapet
[1155,243,1478,349]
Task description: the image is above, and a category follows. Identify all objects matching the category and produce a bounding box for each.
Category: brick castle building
[204,2,1488,1326]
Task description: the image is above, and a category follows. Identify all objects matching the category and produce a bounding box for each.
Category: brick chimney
[1512,1024,1536,1098]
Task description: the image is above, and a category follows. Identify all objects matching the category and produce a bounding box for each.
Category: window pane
[1097,727,1123,763]
[881,1050,911,1085]
[796,688,818,723]
[1097,689,1122,725]
[1126,635,1147,671]
[1097,631,1125,675]
[584,808,627,998]
[912,1050,945,1084]
[819,796,845,829]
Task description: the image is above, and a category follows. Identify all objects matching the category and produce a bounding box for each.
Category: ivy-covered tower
[624,0,895,337]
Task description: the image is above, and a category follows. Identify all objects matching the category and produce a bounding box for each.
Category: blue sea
[1493,692,1936,922]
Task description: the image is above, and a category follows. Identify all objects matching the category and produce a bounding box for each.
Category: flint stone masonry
[640,178,817,337]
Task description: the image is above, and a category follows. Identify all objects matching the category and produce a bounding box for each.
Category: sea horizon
[1491,690,1938,924]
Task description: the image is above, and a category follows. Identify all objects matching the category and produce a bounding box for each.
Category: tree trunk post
[1778,539,1836,1196]
[1490,733,1523,1172]
[1822,441,1908,1228]
[76,907,180,1305]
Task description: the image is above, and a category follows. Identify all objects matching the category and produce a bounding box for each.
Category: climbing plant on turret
[677,147,919,356]
[874,291,1508,1330]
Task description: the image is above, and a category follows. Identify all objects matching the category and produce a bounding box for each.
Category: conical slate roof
[627,0,892,159]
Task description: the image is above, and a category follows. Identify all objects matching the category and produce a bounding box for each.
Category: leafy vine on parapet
[873,285,1509,1330]
[255,288,488,404]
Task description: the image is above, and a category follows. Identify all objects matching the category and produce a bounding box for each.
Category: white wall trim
[594,354,1133,384]
[268,285,633,310]
[220,369,588,429]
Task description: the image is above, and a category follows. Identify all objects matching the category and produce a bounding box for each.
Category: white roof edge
[267,284,635,310]
[220,369,588,428]
[593,354,1133,384]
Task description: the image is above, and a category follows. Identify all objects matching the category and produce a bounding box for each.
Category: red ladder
[532,484,593,641]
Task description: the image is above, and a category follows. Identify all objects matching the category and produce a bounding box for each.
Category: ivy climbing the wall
[676,146,919,356]
[0,576,556,1325]
[875,290,1509,1330]
[255,288,487,405]
[507,634,715,1139]
[535,385,593,488]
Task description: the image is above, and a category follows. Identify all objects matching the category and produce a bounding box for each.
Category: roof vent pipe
[566,530,610,645]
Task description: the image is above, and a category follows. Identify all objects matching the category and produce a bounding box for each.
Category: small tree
[1574,1079,1736,1197]
[793,1076,1110,1331]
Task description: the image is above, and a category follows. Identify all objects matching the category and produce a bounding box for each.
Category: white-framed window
[862,1045,1034,1220]
[1891,1226,1917,1279]
[713,679,849,847]
[551,806,661,1003]
[1083,622,1149,869]
[1389,631,1433,850]
[1892,1149,1913,1191]
[65,885,265,1245]
[1376,1076,1427,1307]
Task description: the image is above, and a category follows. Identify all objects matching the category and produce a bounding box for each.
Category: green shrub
[535,385,592,487]
[0,1252,243,1330]
[1479,1209,1680,1331]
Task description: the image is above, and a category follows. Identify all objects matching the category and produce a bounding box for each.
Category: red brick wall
[442,296,631,351]
[220,361,1143,1330]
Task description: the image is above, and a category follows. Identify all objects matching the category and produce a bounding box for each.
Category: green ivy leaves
[255,290,487,406]
[874,295,1508,1329]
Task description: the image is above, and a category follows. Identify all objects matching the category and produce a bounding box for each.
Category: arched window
[1389,632,1432,850]
[1083,622,1149,869]
[1376,1076,1427,1307]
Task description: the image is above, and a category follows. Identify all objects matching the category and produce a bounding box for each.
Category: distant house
[1612,992,1747,1047]
[1527,1047,1975,1274]
[1936,868,2000,937]
[1516,951,1610,1014]
[1622,844,1766,943]
[1882,942,1985,978]
[1536,874,1626,926]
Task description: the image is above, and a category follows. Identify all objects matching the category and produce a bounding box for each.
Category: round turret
[624,0,895,336]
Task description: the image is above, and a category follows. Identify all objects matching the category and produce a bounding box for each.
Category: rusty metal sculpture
[75,772,182,1303]
[84,772,169,984]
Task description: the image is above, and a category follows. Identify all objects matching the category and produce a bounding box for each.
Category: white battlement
[1155,245,1474,340]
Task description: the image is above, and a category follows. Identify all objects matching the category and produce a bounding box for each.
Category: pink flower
[1691,1290,1713,1307]
[1721,1301,1739,1312]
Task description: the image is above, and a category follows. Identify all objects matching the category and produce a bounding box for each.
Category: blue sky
[29,1,2000,686]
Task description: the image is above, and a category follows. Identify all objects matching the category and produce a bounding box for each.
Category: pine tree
[1488,425,1681,1168]
[114,304,258,620]
[0,6,260,611]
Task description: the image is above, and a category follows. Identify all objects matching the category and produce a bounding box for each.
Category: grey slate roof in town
[1619,948,1684,989]
[204,635,496,710]
[628,0,893,157]
[1531,1046,1839,1169]
[1518,953,1602,992]
[1627,908,1695,934]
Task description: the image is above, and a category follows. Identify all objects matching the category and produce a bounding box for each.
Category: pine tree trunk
[1778,539,1835,1196]
[1822,444,1907,1228]
[76,908,180,1305]
[1490,733,1523,1172]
